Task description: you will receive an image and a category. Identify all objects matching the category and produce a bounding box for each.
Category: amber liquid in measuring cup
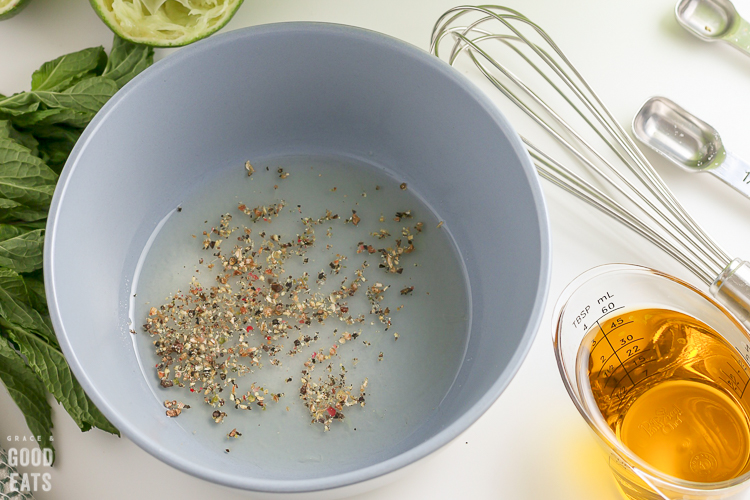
[580,308,750,483]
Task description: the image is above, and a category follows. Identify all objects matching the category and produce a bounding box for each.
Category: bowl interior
[46,23,549,492]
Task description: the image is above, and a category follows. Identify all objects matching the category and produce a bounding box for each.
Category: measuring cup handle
[711,259,750,329]
[709,151,750,200]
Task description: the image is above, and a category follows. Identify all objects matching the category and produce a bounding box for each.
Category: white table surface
[3,0,750,498]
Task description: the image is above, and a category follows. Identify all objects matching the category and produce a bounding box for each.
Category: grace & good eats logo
[2,436,53,494]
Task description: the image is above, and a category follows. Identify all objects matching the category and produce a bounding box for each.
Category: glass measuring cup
[554,264,750,500]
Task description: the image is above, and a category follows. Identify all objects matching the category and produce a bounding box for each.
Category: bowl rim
[44,21,551,493]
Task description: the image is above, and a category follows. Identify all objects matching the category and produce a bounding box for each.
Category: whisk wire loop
[530,146,715,283]
[431,5,731,284]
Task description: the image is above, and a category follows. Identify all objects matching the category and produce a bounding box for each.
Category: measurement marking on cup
[613,367,660,401]
[734,361,750,378]
[604,350,651,390]
[597,338,645,370]
[610,370,651,402]
[597,292,615,305]
[727,360,746,377]
[727,358,750,389]
[616,337,642,352]
[607,320,635,334]
[587,307,626,351]
[720,375,740,395]
[604,349,653,395]
[712,359,750,399]
[605,367,630,390]
[597,320,636,386]
[594,307,624,324]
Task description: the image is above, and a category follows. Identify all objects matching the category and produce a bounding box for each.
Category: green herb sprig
[0,36,154,459]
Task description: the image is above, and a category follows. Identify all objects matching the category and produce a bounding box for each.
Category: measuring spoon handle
[710,151,750,199]
[723,15,750,56]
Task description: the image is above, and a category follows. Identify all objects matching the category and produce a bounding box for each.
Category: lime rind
[90,0,244,47]
[0,0,32,20]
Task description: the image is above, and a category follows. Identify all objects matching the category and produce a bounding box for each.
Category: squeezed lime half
[90,0,244,47]
[0,0,31,20]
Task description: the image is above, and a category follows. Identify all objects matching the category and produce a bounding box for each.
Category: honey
[579,308,750,482]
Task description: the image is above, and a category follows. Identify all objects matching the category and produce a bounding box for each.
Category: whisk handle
[711,259,750,328]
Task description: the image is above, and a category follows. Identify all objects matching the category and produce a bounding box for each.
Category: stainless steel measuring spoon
[633,96,750,199]
[676,0,750,57]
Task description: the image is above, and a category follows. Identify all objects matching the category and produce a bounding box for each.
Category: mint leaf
[34,77,118,114]
[0,267,57,347]
[0,92,40,117]
[31,47,106,92]
[103,36,154,89]
[0,334,54,456]
[0,198,22,211]
[12,108,95,129]
[0,199,47,223]
[20,271,54,340]
[0,39,156,451]
[38,139,75,172]
[10,108,65,128]
[21,274,47,315]
[27,124,81,142]
[17,221,45,230]
[0,199,21,210]
[0,120,39,155]
[0,225,44,273]
[2,321,119,435]
[27,126,81,173]
[0,137,57,209]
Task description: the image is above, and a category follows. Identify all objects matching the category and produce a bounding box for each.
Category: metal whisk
[430,5,750,326]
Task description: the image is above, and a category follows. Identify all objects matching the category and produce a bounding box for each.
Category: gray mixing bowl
[45,23,550,494]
